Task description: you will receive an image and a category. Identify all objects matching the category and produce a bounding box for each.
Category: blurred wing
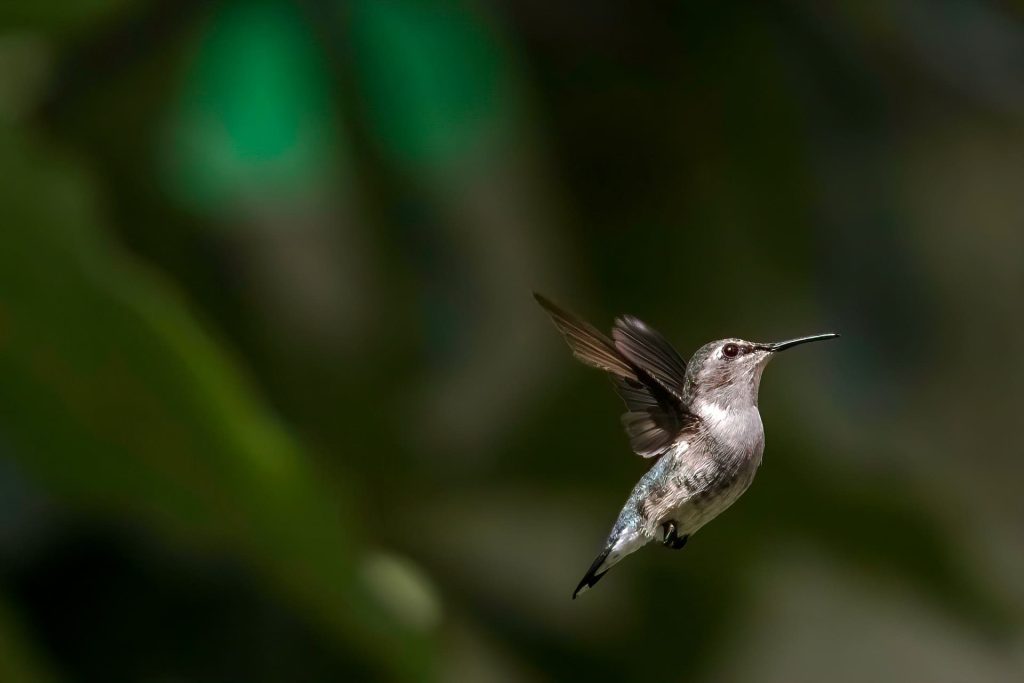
[613,376,698,457]
[612,315,688,400]
[535,293,699,458]
[533,293,634,379]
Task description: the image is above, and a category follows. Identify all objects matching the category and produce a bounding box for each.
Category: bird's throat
[695,400,765,456]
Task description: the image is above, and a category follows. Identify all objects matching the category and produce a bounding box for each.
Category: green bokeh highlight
[163,0,340,213]
[350,0,510,168]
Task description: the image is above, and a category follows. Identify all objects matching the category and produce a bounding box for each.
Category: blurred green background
[1,1,1023,681]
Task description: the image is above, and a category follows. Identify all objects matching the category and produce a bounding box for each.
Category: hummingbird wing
[611,315,695,456]
[534,293,699,458]
[611,315,688,401]
[533,293,635,379]
[613,376,695,457]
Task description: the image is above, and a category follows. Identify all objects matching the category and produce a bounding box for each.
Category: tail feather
[573,528,649,599]
[573,548,611,599]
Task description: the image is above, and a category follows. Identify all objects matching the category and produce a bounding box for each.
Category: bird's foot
[661,522,688,550]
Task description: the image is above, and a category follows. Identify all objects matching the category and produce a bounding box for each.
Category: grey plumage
[534,293,838,598]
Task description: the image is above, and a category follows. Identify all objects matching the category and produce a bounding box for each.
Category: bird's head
[684,334,839,409]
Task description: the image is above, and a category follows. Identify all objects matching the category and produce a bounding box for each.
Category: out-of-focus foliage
[0,596,55,683]
[0,0,140,38]
[1,0,1023,681]
[0,130,435,680]
[163,1,341,212]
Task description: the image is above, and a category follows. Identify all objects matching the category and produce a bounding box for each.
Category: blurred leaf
[162,0,342,214]
[350,0,511,168]
[0,129,436,681]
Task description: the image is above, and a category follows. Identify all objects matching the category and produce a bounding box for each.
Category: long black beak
[755,333,839,352]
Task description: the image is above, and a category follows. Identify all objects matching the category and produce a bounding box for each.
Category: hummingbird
[534,293,838,598]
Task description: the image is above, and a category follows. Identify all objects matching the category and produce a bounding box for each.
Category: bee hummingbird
[534,293,838,598]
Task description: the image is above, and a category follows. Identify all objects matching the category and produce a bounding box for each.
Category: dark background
[1,1,1023,681]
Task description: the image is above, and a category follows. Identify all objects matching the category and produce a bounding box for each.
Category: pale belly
[598,433,764,575]
[656,471,755,538]
[633,443,763,540]
[599,408,766,574]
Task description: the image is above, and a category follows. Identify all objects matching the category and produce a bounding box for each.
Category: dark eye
[723,343,739,358]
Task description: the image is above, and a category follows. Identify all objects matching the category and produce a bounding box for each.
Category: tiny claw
[661,521,678,547]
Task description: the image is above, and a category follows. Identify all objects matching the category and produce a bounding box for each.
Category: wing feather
[612,315,688,400]
[535,293,700,458]
[533,293,634,379]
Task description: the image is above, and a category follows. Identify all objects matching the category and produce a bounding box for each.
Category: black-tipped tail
[573,548,611,599]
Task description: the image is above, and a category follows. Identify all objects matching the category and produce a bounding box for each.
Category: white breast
[697,400,765,456]
[648,401,765,537]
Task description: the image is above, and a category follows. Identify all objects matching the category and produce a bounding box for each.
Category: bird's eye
[723,343,739,358]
